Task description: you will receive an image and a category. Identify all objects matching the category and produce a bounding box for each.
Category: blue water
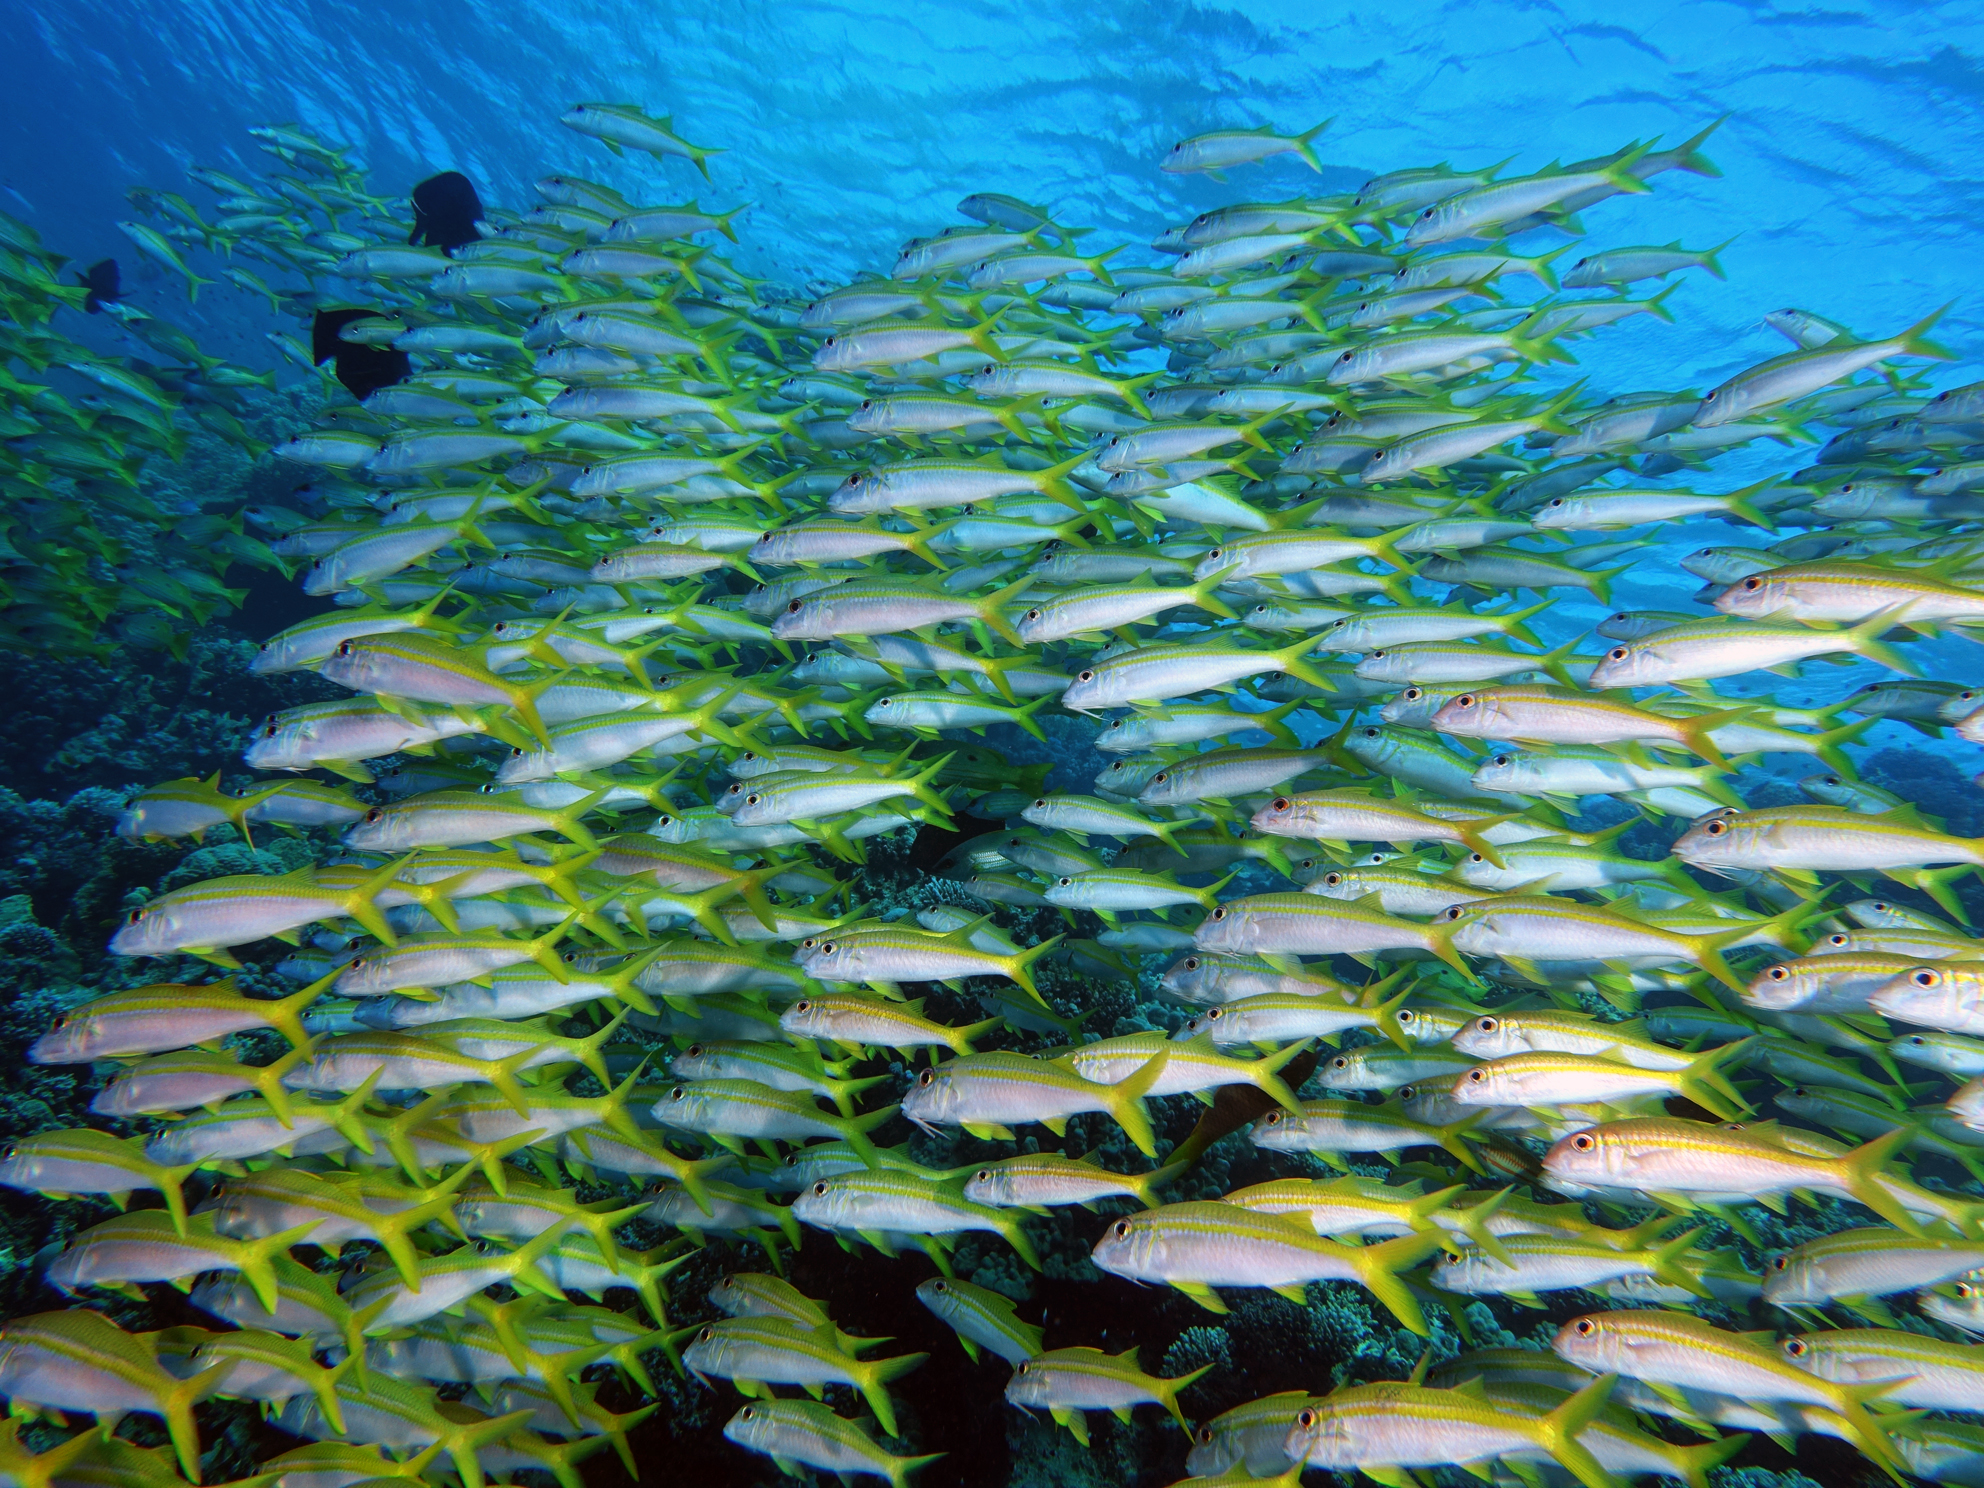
[10,0,1983,381]
[12,0,1979,772]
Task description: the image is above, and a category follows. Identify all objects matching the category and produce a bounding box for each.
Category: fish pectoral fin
[859,1229,899,1257]
[1172,1281,1229,1314]
[1050,1408,1090,1447]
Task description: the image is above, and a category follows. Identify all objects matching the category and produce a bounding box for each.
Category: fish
[723,1398,944,1487]
[1004,1345,1211,1445]
[13,97,1978,1488]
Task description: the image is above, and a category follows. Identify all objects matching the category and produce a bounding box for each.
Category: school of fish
[7,103,1984,1488]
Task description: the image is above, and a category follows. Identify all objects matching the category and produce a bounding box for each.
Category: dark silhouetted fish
[408,170,484,254]
[311,307,410,400]
[77,258,121,314]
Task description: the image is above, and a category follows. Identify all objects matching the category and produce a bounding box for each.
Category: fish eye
[364,808,383,822]
[1475,1017,1498,1032]
[1297,1409,1316,1428]
[1468,853,1485,864]
[787,600,804,613]
[821,942,836,955]
[1962,1284,1978,1299]
[1784,1338,1808,1357]
[1113,1220,1131,1238]
[669,1086,686,1100]
[1183,957,1199,970]
[1571,1133,1595,1152]
[1078,671,1094,682]
[793,1000,810,1012]
[1210,907,1226,920]
[1772,1255,1790,1271]
[1573,1317,1596,1336]
[1455,694,1476,708]
[1023,608,1041,620]
[740,1406,754,1420]
[685,1044,704,1057]
[1271,797,1291,811]
[1057,877,1072,887]
[1264,1111,1282,1125]
[1705,820,1728,835]
[1767,966,1790,981]
[1330,1055,1350,1071]
[1607,647,1627,661]
[812,1182,829,1196]
[918,1070,935,1087]
[1017,1362,1029,1374]
[1912,970,1941,987]
[1324,873,1343,886]
[125,910,142,925]
[1195,1427,1213,1444]
[1466,1069,1486,1083]
[699,1327,714,1341]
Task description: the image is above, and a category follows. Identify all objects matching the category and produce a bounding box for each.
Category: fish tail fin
[158,1164,195,1237]
[975,575,1038,645]
[1601,139,1657,194]
[570,1005,632,1086]
[1813,715,1877,778]
[853,1352,929,1440]
[242,1221,323,1312]
[1250,1035,1314,1114]
[1254,697,1303,746]
[1102,1045,1171,1158]
[1646,1225,1712,1298]
[838,1105,899,1168]
[1128,1159,1190,1208]
[1846,606,1921,677]
[1000,1213,1042,1271]
[889,1452,948,1488]
[162,1362,231,1481]
[1836,1125,1922,1234]
[1188,563,1242,620]
[1009,691,1055,744]
[1453,821,1512,870]
[906,752,957,819]
[1349,1229,1448,1335]
[1672,1432,1749,1488]
[443,1409,539,1488]
[1156,1362,1216,1427]
[1896,302,1958,362]
[1004,933,1064,1007]
[1531,1372,1625,1488]
[950,1015,1004,1056]
[1672,707,1754,769]
[1645,280,1684,320]
[1723,476,1777,531]
[1827,1382,1916,1484]
[1671,116,1727,177]
[1276,638,1333,694]
[1502,597,1556,648]
[329,1069,385,1155]
[1676,1036,1756,1118]
[827,1072,895,1119]
[1291,118,1333,173]
[343,852,416,948]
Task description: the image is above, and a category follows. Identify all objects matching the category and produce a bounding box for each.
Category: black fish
[77,258,121,314]
[311,308,410,401]
[408,170,484,255]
